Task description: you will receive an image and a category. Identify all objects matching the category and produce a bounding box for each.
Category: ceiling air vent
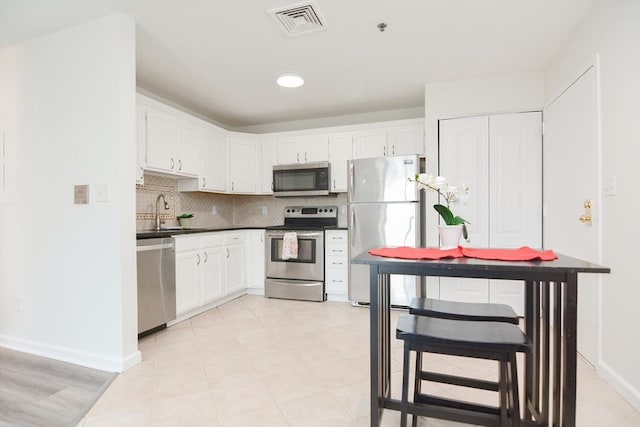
[269,1,328,37]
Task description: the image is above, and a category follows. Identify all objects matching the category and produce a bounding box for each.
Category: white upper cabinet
[138,95,200,178]
[136,103,146,184]
[144,105,176,173]
[352,129,387,159]
[352,121,425,159]
[260,137,277,194]
[276,134,329,164]
[388,124,424,156]
[201,125,227,191]
[328,132,353,192]
[175,120,200,176]
[227,133,258,193]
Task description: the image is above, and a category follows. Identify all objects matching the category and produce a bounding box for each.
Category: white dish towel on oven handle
[282,232,298,260]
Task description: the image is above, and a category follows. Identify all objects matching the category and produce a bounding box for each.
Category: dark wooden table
[353,252,610,427]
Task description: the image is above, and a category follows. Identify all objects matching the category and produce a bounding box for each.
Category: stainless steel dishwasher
[136,237,176,336]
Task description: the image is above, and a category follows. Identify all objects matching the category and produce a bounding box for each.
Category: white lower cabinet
[325,230,349,300]
[224,232,246,294]
[174,230,266,318]
[246,230,266,292]
[200,235,225,303]
[175,235,204,315]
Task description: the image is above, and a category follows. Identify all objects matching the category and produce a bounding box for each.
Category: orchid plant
[411,174,470,240]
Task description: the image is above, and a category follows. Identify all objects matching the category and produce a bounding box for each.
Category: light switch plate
[74,185,89,204]
[603,176,616,197]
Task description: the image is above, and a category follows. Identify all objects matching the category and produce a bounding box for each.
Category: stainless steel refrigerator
[348,154,425,305]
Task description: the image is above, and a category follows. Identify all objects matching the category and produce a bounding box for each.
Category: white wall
[0,14,139,372]
[235,106,425,134]
[423,71,544,245]
[544,1,640,411]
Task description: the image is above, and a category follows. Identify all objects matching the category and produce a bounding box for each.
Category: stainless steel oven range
[265,206,338,302]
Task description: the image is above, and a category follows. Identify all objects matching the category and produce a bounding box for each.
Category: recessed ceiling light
[277,73,304,88]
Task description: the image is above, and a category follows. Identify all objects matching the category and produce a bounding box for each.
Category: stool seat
[409,297,519,324]
[396,314,530,427]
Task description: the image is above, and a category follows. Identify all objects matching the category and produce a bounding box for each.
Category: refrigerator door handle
[350,210,356,246]
[348,160,355,201]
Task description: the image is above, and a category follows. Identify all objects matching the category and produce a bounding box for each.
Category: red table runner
[368,246,557,261]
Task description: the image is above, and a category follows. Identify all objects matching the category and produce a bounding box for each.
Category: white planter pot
[438,224,463,249]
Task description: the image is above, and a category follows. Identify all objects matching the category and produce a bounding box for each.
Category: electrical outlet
[341,204,347,214]
[261,206,268,216]
[95,184,110,202]
[211,205,217,215]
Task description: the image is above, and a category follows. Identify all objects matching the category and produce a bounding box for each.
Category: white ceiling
[0,0,595,128]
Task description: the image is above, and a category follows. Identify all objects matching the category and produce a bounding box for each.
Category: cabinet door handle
[139,167,144,180]
[392,145,395,155]
[333,179,336,190]
[203,252,208,263]
[178,159,183,171]
[202,177,206,188]
[296,152,300,162]
[231,182,234,191]
[271,182,274,192]
[226,248,229,258]
[196,254,201,265]
[304,152,308,162]
[332,249,343,253]
[383,146,387,156]
[170,158,175,170]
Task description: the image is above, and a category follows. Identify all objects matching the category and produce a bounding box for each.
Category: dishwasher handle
[136,242,174,252]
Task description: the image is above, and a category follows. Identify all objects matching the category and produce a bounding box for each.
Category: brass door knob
[579,214,592,224]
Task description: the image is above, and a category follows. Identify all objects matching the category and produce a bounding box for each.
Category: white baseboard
[598,359,640,412]
[170,290,251,325]
[0,335,140,373]
[327,293,349,302]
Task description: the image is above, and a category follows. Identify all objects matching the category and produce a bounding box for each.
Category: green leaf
[433,204,454,225]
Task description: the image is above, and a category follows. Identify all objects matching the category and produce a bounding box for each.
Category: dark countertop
[136,226,270,240]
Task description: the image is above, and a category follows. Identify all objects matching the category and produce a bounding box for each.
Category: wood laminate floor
[0,347,116,427]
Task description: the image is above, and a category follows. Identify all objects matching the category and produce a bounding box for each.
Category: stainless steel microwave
[273,161,331,197]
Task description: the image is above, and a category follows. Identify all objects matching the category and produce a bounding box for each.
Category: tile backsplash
[136,174,347,231]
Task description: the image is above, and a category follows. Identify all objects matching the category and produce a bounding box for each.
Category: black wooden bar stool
[409,297,519,426]
[396,315,530,427]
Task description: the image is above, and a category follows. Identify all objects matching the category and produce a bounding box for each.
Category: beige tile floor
[78,295,640,427]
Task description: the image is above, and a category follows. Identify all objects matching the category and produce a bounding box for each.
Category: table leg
[542,281,550,424]
[562,275,578,426]
[370,266,382,427]
[524,280,536,420]
[553,282,562,426]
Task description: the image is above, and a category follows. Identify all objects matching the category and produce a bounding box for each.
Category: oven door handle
[266,231,323,238]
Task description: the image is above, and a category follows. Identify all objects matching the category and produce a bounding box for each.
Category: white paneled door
[488,112,542,314]
[544,66,600,365]
[438,112,542,315]
[439,116,490,304]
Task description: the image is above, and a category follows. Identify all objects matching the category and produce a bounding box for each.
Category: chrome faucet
[155,194,169,231]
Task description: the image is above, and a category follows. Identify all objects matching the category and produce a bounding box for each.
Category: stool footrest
[416,392,500,416]
[420,371,500,392]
